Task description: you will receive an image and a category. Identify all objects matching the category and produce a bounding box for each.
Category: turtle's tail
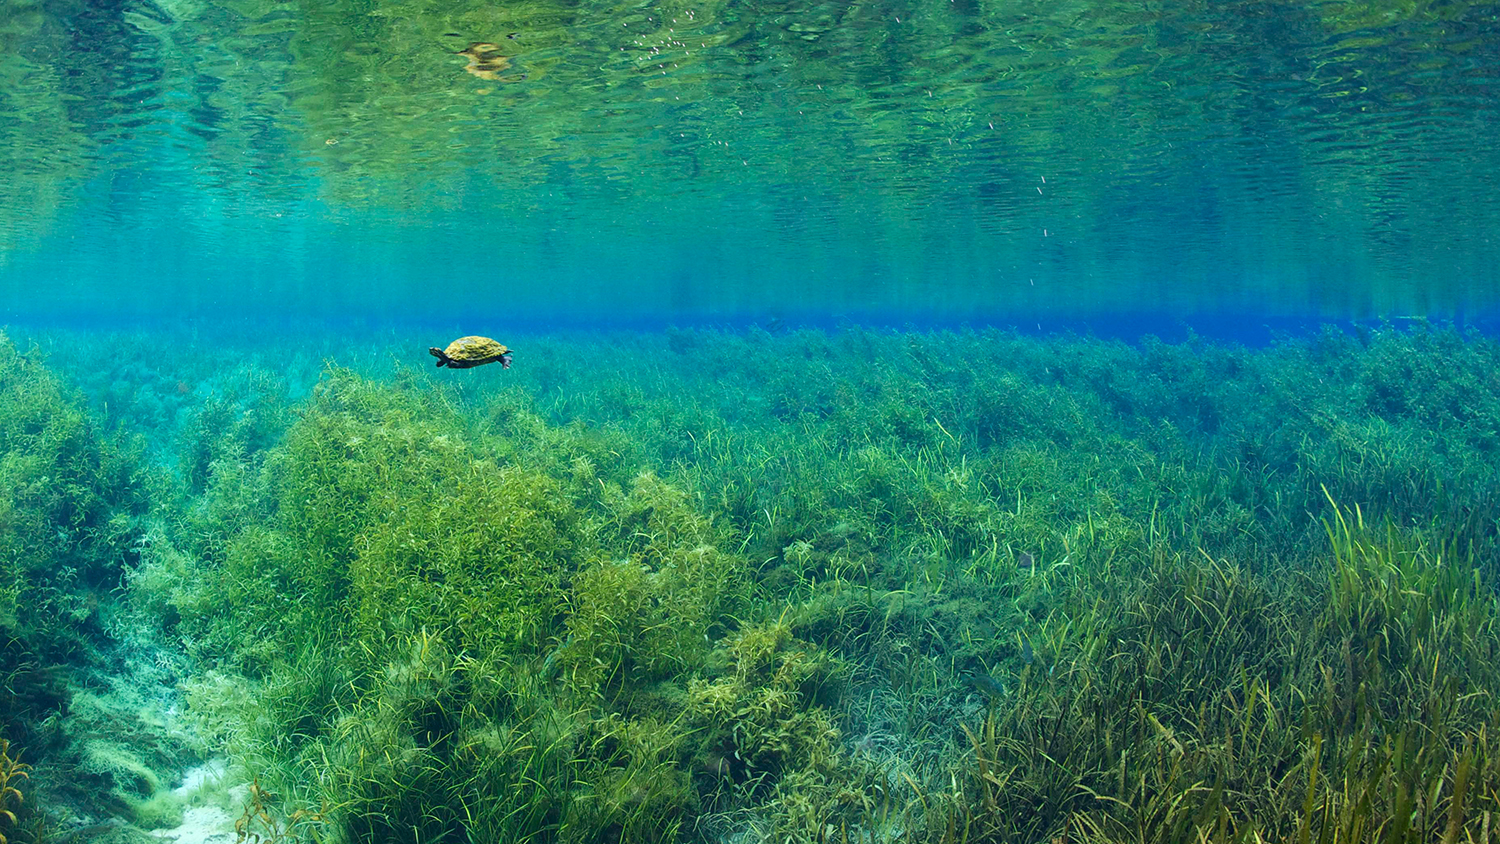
[428,347,450,367]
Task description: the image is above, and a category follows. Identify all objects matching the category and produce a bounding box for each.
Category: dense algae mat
[4,325,1500,843]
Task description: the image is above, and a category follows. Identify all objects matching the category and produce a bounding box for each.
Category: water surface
[2,0,1497,324]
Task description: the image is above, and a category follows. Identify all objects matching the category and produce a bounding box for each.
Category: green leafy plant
[0,736,30,844]
[235,778,323,844]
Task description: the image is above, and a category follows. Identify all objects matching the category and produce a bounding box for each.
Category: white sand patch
[149,805,238,844]
[174,759,229,794]
[149,759,244,844]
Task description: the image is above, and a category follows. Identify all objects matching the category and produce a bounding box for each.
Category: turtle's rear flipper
[428,347,450,367]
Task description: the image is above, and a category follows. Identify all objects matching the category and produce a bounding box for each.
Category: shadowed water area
[2,0,1498,322]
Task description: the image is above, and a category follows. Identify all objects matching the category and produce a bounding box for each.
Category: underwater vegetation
[0,330,207,836]
[0,333,139,684]
[951,501,1500,843]
[0,736,32,844]
[6,322,1500,842]
[0,330,143,732]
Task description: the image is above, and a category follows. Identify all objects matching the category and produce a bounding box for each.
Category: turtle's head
[499,350,514,369]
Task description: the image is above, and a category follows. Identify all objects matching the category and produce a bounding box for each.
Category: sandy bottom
[149,806,238,844]
[148,760,244,844]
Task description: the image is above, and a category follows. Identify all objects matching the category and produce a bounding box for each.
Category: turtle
[429,336,513,369]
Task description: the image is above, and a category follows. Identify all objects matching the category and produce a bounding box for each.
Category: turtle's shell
[443,336,510,362]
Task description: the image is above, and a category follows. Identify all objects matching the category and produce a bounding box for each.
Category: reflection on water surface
[1,0,1497,322]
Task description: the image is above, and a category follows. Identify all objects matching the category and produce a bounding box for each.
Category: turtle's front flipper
[428,347,450,367]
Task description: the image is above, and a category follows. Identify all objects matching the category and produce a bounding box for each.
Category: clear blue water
[3,0,1498,328]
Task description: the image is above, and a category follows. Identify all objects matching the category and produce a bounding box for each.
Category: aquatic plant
[76,324,1500,843]
[0,736,30,844]
[0,332,141,670]
[689,619,843,776]
[235,777,322,844]
[49,684,197,829]
[947,498,1500,844]
[162,366,742,842]
[557,471,745,697]
[0,331,170,829]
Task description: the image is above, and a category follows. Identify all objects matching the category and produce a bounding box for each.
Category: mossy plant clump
[558,471,745,698]
[164,366,579,674]
[1,331,144,733]
[165,366,751,842]
[48,685,197,830]
[690,620,843,778]
[685,619,883,841]
[347,456,577,662]
[1,333,143,691]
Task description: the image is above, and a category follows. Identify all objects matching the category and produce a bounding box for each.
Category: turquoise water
[6,3,1500,844]
[3,0,1498,324]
